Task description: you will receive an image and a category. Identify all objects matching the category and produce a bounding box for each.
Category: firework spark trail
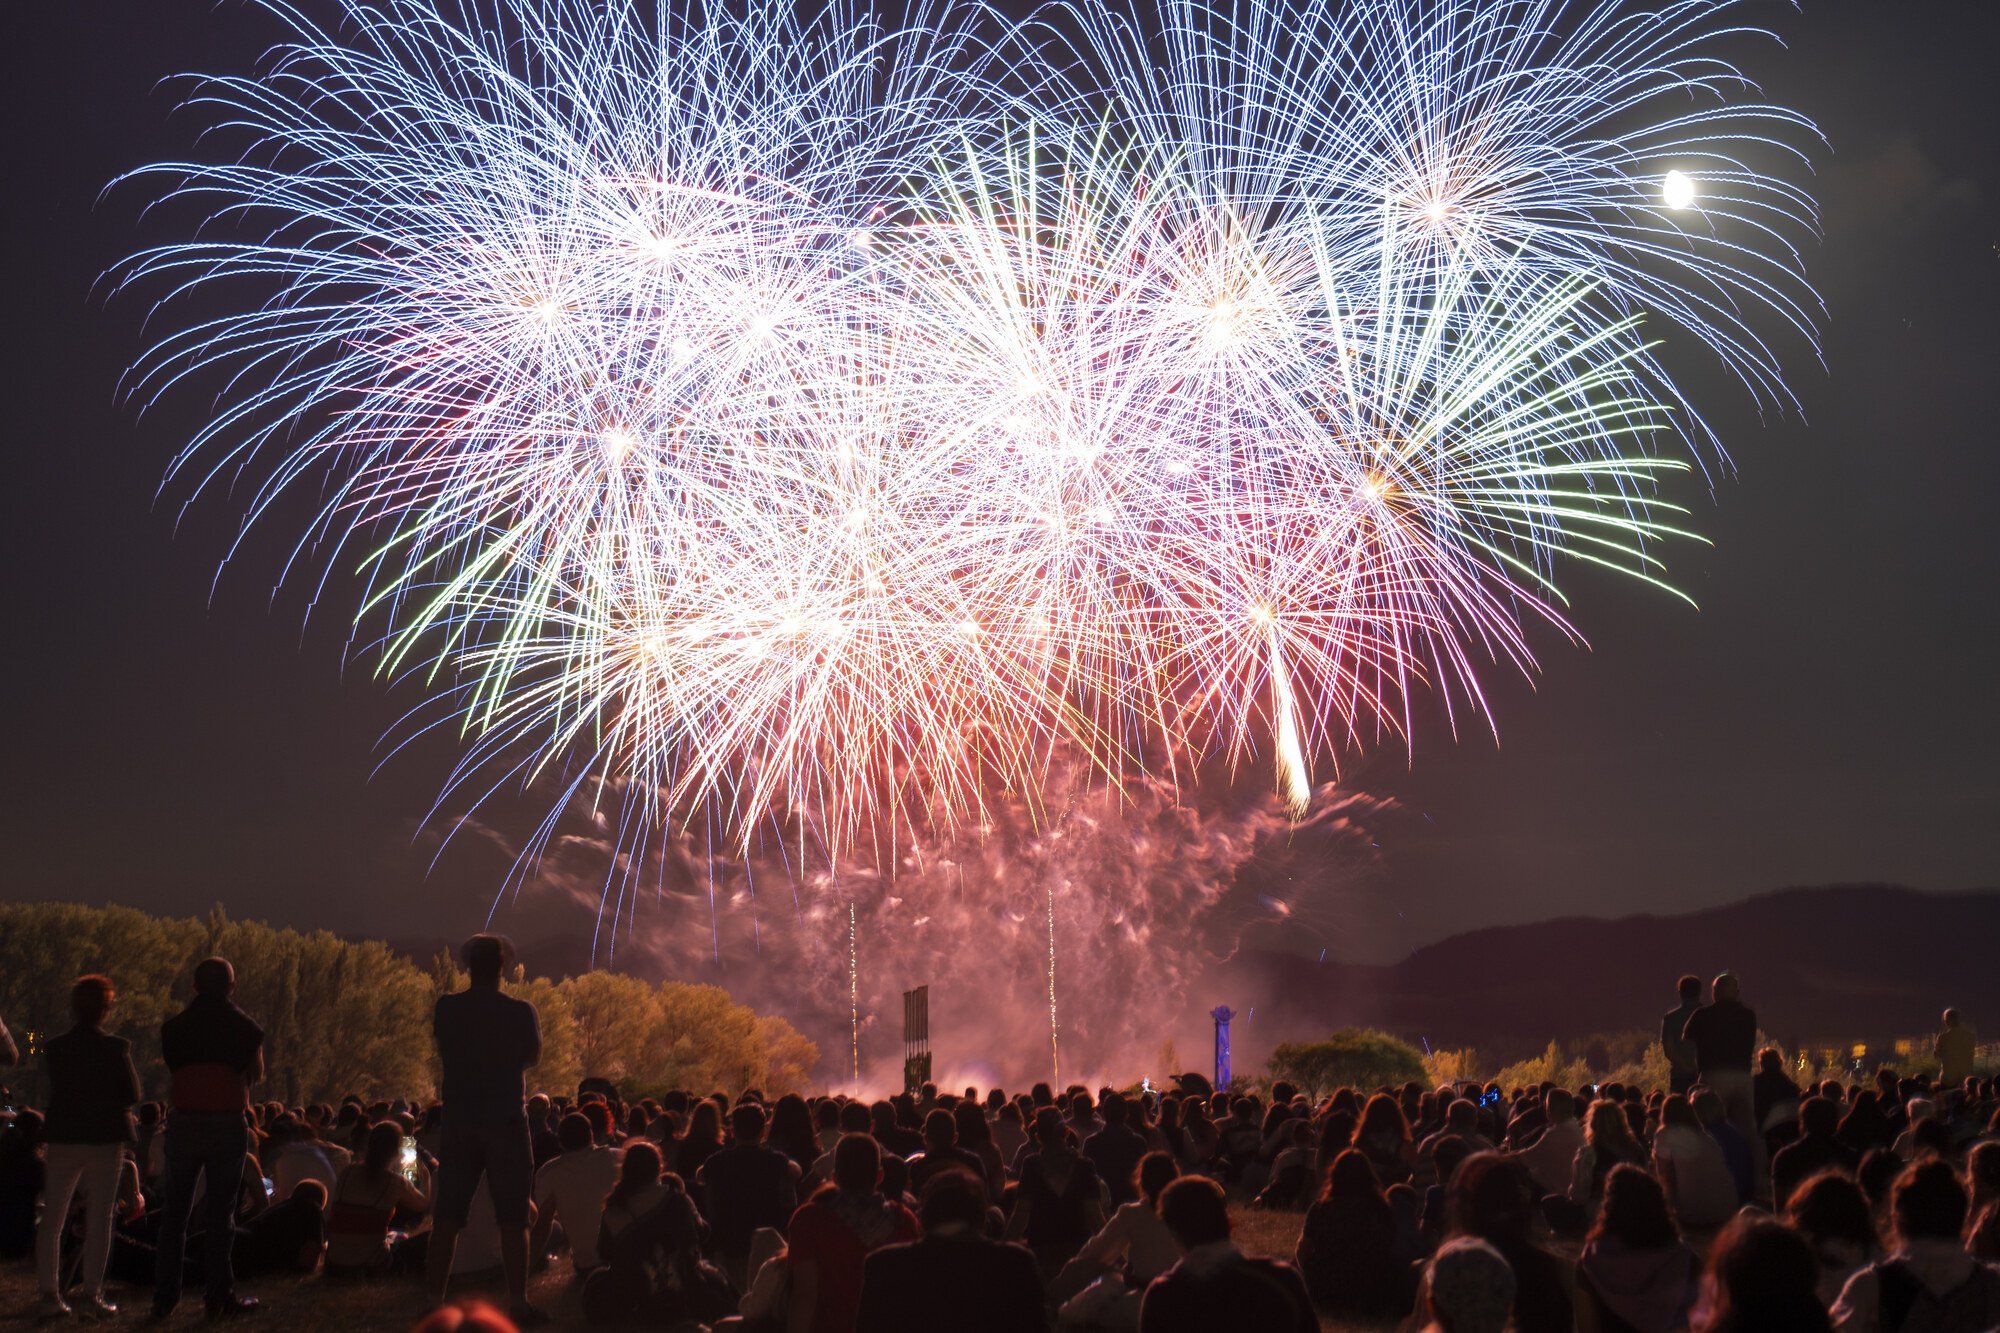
[848,899,860,1092]
[115,0,1818,934]
[1047,878,1061,1087]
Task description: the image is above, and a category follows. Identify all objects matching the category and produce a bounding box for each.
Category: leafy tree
[1268,1028,1425,1098]
[562,971,659,1083]
[0,901,820,1103]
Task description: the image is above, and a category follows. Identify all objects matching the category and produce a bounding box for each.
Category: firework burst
[116,0,1817,898]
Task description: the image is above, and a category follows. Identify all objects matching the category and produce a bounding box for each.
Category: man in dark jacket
[1140,1175,1315,1333]
[1770,1096,1860,1210]
[153,957,265,1322]
[696,1101,799,1287]
[37,975,141,1320]
[856,1169,1046,1332]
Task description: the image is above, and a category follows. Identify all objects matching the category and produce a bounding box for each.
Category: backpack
[1878,1259,2000,1333]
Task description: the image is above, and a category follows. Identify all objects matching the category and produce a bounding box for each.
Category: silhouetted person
[1418,1237,1516,1333]
[1787,1170,1881,1306]
[1440,1152,1574,1333]
[1295,1148,1417,1319]
[908,1108,984,1194]
[1831,1158,2000,1331]
[1696,1215,1832,1332]
[1661,974,1703,1095]
[153,956,265,1322]
[1576,1164,1697,1333]
[37,974,141,1320]
[1139,1174,1314,1333]
[696,1100,799,1286]
[1772,1097,1861,1211]
[426,934,544,1326]
[787,1133,919,1333]
[1682,972,1758,1152]
[1007,1106,1104,1275]
[1084,1093,1150,1207]
[856,1169,1046,1333]
[1935,1009,1976,1089]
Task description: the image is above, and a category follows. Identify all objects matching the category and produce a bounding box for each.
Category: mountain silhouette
[1227,883,1998,1059]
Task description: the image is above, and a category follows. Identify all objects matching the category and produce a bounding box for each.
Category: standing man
[154,957,265,1322]
[1936,1009,1977,1090]
[427,934,545,1326]
[38,975,141,1320]
[1682,972,1759,1156]
[1660,975,1703,1095]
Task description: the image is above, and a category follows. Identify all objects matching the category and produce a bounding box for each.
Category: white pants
[37,1142,124,1299]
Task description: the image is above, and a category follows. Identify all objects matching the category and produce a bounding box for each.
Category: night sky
[5,1,1996,965]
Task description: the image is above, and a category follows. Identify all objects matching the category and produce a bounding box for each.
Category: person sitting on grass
[1830,1158,2000,1333]
[324,1121,430,1276]
[1053,1150,1183,1328]
[584,1140,723,1325]
[1576,1163,1698,1333]
[1417,1237,1516,1333]
[1693,1215,1832,1333]
[1295,1147,1418,1321]
[1651,1094,1739,1230]
[786,1132,920,1333]
[1137,1174,1314,1333]
[1774,1097,1862,1212]
[1786,1170,1881,1307]
[856,1169,1047,1333]
[1428,1152,1574,1333]
[528,1112,621,1279]
[1007,1106,1104,1278]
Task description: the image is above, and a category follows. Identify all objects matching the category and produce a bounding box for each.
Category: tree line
[0,902,817,1106]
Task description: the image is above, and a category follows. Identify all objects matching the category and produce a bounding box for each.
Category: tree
[1268,1029,1425,1098]
[757,1015,819,1094]
[560,971,658,1084]
[1,901,820,1104]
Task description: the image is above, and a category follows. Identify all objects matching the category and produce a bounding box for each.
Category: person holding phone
[327,1122,431,1276]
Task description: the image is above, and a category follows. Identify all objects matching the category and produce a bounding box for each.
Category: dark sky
[4,1,1996,965]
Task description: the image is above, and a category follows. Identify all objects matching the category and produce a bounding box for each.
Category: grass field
[0,1207,1408,1331]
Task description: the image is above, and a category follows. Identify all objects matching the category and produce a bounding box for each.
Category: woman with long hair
[1576,1164,1697,1333]
[768,1094,819,1174]
[673,1099,724,1183]
[325,1121,430,1276]
[1178,1096,1218,1171]
[1429,1152,1575,1333]
[586,1142,720,1325]
[1352,1092,1416,1186]
[953,1101,1004,1197]
[1296,1147,1418,1320]
[1569,1099,1650,1219]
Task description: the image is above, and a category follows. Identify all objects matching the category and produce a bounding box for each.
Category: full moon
[1662,169,1698,210]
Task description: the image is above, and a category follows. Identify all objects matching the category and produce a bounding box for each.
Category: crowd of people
[2,952,1998,1333]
